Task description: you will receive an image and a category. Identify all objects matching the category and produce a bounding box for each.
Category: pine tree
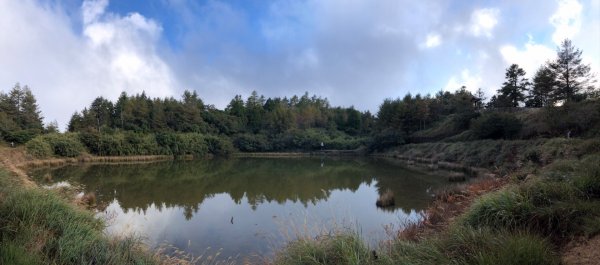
[498,64,529,107]
[526,65,557,107]
[549,39,594,102]
[19,86,43,132]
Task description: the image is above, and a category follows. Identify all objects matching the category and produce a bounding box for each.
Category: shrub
[471,112,522,139]
[204,135,234,156]
[177,133,209,157]
[3,129,39,144]
[25,137,53,158]
[42,133,85,157]
[369,129,405,152]
[233,133,272,152]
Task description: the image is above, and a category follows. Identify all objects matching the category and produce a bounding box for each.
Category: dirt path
[562,235,600,265]
[0,146,36,187]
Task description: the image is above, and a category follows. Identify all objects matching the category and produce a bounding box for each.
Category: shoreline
[2,142,598,264]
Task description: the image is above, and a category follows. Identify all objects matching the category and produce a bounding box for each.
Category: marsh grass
[0,169,157,265]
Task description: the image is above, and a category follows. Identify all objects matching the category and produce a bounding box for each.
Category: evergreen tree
[549,39,594,102]
[498,64,529,107]
[19,86,43,132]
[526,65,557,107]
[474,88,486,111]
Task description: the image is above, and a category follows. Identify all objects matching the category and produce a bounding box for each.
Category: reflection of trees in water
[32,158,446,219]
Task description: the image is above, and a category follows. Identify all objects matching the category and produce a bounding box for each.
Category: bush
[42,133,85,157]
[369,129,405,152]
[25,137,53,158]
[2,129,39,144]
[204,135,234,156]
[234,133,272,152]
[177,133,209,157]
[471,112,522,139]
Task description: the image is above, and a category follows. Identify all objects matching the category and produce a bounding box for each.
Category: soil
[562,235,600,265]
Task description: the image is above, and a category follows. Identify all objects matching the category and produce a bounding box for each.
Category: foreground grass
[271,154,600,265]
[0,169,157,265]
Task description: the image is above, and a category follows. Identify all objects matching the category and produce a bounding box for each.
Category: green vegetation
[273,226,557,265]
[0,84,44,144]
[0,169,157,265]
[271,153,600,265]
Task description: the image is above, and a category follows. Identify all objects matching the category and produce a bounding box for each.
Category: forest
[1,39,598,158]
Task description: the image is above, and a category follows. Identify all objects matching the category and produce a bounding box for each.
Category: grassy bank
[0,168,158,265]
[383,138,600,169]
[270,145,600,265]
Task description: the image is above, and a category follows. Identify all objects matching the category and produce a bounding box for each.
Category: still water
[31,157,446,261]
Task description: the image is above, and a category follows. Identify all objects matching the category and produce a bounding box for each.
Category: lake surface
[30,157,447,262]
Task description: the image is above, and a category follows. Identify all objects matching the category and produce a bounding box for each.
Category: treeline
[66,90,373,153]
[371,39,599,150]
[1,39,598,157]
[0,84,49,144]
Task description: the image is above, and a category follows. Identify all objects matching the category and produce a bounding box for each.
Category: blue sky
[0,0,599,128]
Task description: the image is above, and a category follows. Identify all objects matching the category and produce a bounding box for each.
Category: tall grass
[272,152,600,264]
[0,169,157,265]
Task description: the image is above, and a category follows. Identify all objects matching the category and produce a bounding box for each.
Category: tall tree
[498,64,529,107]
[526,65,557,107]
[19,86,43,132]
[474,88,486,111]
[549,39,594,102]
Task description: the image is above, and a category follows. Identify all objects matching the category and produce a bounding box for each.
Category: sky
[0,0,599,129]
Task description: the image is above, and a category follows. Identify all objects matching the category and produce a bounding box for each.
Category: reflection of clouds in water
[98,182,424,258]
[32,158,446,259]
[102,199,182,247]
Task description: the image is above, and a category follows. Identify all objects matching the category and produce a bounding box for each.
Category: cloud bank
[0,0,598,129]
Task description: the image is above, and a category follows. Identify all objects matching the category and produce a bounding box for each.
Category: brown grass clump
[43,173,53,182]
[376,189,395,208]
[81,192,96,207]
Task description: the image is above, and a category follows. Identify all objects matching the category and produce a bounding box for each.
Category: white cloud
[82,0,108,24]
[470,8,500,38]
[423,33,441,48]
[550,0,583,44]
[0,0,177,129]
[444,69,483,92]
[499,37,556,77]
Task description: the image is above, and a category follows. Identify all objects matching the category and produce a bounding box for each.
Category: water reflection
[31,157,446,260]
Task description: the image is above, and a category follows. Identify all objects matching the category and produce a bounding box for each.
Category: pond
[30,157,447,262]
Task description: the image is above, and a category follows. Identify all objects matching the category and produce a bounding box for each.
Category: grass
[375,189,395,208]
[271,152,600,265]
[0,169,157,265]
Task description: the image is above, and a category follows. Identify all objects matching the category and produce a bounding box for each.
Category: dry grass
[376,189,395,208]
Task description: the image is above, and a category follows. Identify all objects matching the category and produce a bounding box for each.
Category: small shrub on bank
[471,112,522,140]
[25,137,53,158]
[205,135,234,156]
[43,133,85,157]
[27,133,85,157]
[234,133,272,152]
